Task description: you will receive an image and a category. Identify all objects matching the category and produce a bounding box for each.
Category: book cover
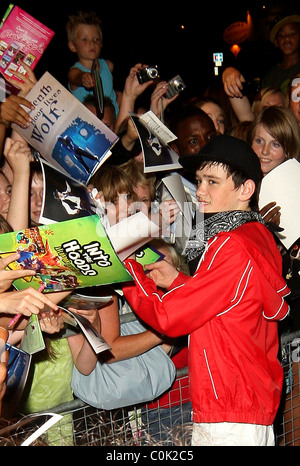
[12,71,118,184]
[130,111,182,173]
[0,215,133,292]
[39,159,95,224]
[0,4,55,97]
[0,213,163,293]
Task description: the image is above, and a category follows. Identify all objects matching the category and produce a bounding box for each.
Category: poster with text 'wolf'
[12,71,118,184]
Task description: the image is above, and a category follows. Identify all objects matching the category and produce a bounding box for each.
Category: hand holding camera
[164,75,186,99]
[137,65,160,84]
[136,66,186,100]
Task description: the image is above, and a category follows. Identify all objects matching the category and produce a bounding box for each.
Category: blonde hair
[149,238,180,269]
[251,87,287,115]
[66,11,103,43]
[249,106,300,160]
[121,160,156,201]
[90,165,133,202]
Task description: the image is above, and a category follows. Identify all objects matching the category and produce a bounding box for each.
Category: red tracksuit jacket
[123,222,290,425]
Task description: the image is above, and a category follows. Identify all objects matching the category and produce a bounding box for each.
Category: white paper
[161,173,193,223]
[21,413,63,446]
[107,211,160,260]
[259,159,300,249]
[140,111,177,144]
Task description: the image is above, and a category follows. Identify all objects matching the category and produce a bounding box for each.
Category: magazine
[0,213,162,292]
[0,215,133,292]
[0,4,55,97]
[59,306,111,354]
[60,291,113,311]
[39,159,95,224]
[129,111,182,173]
[12,71,118,184]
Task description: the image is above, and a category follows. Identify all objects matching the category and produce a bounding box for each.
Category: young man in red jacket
[123,134,290,446]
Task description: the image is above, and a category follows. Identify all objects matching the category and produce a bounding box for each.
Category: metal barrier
[2,331,300,446]
[275,330,300,446]
[0,372,191,446]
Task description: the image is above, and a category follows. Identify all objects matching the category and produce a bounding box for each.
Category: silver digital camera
[164,75,186,98]
[137,65,160,84]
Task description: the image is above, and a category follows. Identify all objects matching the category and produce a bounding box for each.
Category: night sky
[3,0,300,98]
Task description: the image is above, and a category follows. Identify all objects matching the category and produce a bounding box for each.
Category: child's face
[260,92,285,110]
[200,102,225,135]
[251,124,286,175]
[0,173,11,219]
[133,184,152,213]
[30,172,43,224]
[70,24,102,61]
[195,164,246,213]
[106,192,133,226]
[275,23,300,56]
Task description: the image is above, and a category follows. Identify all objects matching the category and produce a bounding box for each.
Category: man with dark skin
[169,106,218,156]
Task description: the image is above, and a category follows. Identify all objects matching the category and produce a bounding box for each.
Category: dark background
[5,0,300,99]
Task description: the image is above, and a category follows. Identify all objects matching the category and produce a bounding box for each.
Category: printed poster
[0,4,54,97]
[130,111,182,173]
[12,72,118,184]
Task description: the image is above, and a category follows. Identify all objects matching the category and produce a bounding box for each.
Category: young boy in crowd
[122,134,290,446]
[223,13,300,97]
[66,11,118,115]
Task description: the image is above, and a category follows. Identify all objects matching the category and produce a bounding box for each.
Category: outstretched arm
[4,137,33,230]
[222,67,254,122]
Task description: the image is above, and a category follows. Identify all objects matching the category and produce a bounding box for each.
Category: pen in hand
[7,283,46,329]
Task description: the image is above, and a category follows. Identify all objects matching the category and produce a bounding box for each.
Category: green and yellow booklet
[0,214,163,293]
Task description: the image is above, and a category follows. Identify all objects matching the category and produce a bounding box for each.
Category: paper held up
[107,211,160,261]
[259,159,300,249]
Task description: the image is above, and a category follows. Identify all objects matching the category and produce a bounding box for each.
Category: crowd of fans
[0,8,299,446]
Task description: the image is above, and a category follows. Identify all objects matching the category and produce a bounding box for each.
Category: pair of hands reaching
[0,253,58,318]
[124,63,179,115]
[39,306,100,335]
